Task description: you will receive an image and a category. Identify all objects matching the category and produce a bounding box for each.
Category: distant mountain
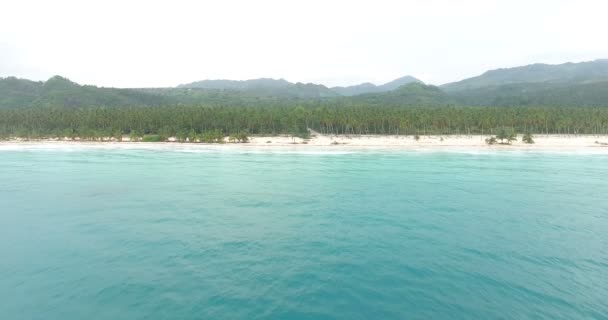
[441,59,608,92]
[2,59,608,108]
[178,78,339,98]
[0,77,41,108]
[350,82,452,106]
[330,82,376,96]
[331,76,422,96]
[0,76,169,108]
[379,76,424,91]
[449,81,608,107]
[178,78,291,90]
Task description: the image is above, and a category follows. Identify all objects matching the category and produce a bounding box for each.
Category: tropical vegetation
[1,105,607,141]
[1,59,608,142]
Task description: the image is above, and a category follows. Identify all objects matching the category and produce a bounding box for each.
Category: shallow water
[1,148,607,319]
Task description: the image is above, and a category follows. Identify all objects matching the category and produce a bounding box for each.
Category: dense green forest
[1,105,607,140]
[1,60,608,140]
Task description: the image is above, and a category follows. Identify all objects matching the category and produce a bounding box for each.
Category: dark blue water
[1,147,607,319]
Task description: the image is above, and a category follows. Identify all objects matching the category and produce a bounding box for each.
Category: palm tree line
[1,105,607,140]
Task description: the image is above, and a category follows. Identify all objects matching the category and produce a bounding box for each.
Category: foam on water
[1,141,607,155]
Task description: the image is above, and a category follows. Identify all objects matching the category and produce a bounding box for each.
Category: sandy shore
[248,134,608,148]
[1,134,608,152]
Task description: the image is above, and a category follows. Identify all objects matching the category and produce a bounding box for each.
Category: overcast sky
[1,0,607,88]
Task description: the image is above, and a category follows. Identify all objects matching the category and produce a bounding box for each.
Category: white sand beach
[1,134,608,152]
[247,134,608,149]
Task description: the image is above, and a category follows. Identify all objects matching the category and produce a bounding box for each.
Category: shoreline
[1,134,608,153]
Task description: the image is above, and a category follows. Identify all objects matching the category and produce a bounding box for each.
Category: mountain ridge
[441,59,608,92]
[2,59,608,108]
[178,78,339,98]
[331,76,422,96]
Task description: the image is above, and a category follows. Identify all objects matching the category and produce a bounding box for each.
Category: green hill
[2,59,608,109]
[331,76,422,96]
[441,59,608,92]
[449,81,608,107]
[349,82,452,106]
[0,76,169,108]
[178,78,339,98]
[0,77,41,108]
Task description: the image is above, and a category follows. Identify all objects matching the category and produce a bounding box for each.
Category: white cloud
[1,0,607,87]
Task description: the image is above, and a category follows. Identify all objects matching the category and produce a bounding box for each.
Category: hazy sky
[1,0,607,87]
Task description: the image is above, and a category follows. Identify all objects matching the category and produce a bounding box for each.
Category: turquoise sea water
[1,146,607,319]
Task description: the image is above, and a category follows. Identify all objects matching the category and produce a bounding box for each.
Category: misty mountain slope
[178,78,339,98]
[0,77,42,108]
[178,78,291,90]
[331,76,422,96]
[0,76,170,108]
[441,59,608,92]
[449,81,608,107]
[2,58,608,108]
[349,82,452,106]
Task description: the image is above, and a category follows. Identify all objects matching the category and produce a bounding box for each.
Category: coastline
[1,134,608,153]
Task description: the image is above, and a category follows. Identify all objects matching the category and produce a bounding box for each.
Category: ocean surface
[1,145,607,319]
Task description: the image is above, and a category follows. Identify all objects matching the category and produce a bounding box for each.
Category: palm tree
[496,127,517,144]
[485,137,497,145]
[522,132,535,144]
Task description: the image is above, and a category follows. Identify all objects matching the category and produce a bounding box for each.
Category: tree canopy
[1,105,607,140]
